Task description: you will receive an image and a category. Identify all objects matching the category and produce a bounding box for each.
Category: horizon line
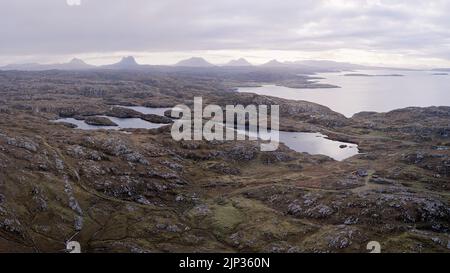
[1,56,446,70]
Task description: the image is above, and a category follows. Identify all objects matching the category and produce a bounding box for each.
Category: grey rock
[344,217,359,225]
[141,114,173,124]
[74,215,83,231]
[84,116,118,126]
[175,195,185,202]
[306,204,334,218]
[229,145,257,161]
[6,137,39,152]
[192,204,211,217]
[356,169,369,177]
[123,152,149,165]
[287,201,302,215]
[156,223,181,233]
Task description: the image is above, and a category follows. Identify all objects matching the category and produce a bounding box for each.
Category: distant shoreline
[343,73,404,77]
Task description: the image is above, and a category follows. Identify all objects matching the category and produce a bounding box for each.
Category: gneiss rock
[344,217,359,225]
[84,116,118,126]
[326,226,361,249]
[287,201,302,215]
[123,152,149,165]
[228,144,258,161]
[0,218,24,237]
[107,107,142,118]
[5,136,39,152]
[306,204,334,218]
[67,145,103,161]
[356,169,369,177]
[141,114,173,124]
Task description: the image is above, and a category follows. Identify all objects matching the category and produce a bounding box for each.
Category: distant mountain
[259,59,390,71]
[59,58,95,70]
[0,63,43,71]
[0,58,94,71]
[175,57,215,67]
[224,58,252,66]
[101,56,141,69]
[290,60,370,70]
[260,59,288,67]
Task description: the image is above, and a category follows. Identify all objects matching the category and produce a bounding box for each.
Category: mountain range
[0,58,94,71]
[0,56,414,71]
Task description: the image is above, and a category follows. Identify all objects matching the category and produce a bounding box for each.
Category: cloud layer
[1,0,449,66]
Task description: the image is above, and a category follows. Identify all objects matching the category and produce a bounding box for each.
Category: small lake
[238,70,450,117]
[53,116,168,130]
[277,131,358,161]
[120,106,172,116]
[131,106,358,160]
[233,127,358,161]
[53,107,359,160]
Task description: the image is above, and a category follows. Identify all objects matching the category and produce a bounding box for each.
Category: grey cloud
[0,0,449,62]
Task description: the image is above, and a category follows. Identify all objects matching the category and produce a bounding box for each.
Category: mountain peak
[225,58,252,66]
[261,59,286,67]
[69,58,87,65]
[100,56,141,69]
[118,56,139,66]
[175,57,214,67]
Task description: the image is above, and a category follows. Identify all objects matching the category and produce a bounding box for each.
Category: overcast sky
[1,0,449,67]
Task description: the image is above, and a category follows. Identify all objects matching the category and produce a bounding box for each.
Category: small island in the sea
[432,72,449,76]
[343,73,405,77]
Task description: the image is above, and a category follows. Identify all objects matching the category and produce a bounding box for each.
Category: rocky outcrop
[2,135,39,152]
[84,116,118,126]
[106,107,142,118]
[141,114,173,124]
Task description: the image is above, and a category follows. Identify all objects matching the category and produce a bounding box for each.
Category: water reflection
[120,106,172,117]
[54,107,359,161]
[129,106,359,161]
[53,116,167,130]
[278,131,358,161]
[238,70,450,117]
[233,126,358,161]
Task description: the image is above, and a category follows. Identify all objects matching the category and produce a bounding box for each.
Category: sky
[0,0,449,68]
